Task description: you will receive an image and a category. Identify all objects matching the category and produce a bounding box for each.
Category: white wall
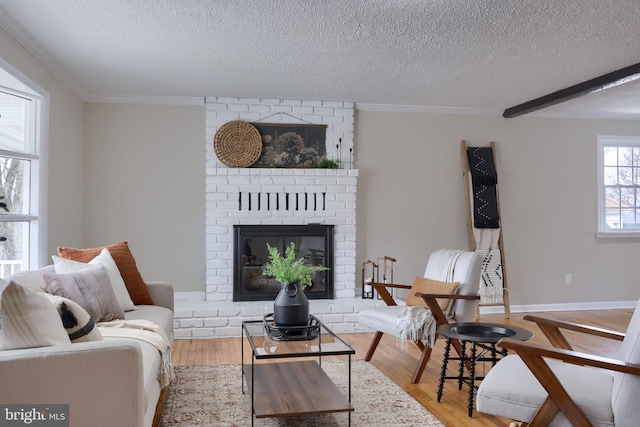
[83,102,205,291]
[356,110,640,306]
[0,25,84,262]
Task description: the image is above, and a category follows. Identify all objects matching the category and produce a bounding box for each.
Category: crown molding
[356,103,501,116]
[84,94,205,106]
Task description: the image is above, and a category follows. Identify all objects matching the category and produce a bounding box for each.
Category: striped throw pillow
[0,281,71,350]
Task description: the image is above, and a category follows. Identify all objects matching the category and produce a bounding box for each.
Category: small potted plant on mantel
[262,242,329,326]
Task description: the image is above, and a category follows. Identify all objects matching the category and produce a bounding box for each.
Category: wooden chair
[358,250,482,383]
[476,300,640,426]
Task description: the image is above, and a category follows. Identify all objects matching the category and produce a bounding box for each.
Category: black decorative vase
[273,282,309,326]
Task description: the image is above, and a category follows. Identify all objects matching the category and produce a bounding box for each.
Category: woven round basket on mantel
[213,120,262,168]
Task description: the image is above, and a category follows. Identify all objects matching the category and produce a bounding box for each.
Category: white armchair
[358,249,483,383]
[476,299,640,426]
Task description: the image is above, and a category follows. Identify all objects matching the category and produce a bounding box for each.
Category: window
[0,63,45,278]
[597,135,640,237]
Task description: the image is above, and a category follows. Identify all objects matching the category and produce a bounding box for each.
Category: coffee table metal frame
[242,314,355,426]
[436,322,533,417]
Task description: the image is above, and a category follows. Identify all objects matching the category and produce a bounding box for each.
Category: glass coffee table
[241,315,355,426]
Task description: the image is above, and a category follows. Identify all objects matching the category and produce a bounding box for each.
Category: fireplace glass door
[233,225,334,301]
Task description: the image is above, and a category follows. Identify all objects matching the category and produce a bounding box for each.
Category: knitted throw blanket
[393,249,464,347]
[394,306,436,348]
[438,250,464,283]
[98,319,174,388]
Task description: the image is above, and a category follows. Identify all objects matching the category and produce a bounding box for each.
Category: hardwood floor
[171,309,633,427]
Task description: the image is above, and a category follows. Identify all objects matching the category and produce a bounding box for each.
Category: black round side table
[436,322,533,417]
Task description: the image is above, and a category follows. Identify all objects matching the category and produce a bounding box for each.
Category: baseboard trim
[480,300,637,315]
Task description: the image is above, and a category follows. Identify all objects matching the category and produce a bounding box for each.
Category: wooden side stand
[461,140,510,319]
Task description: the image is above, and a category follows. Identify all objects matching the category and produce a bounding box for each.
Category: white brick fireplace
[173,97,381,338]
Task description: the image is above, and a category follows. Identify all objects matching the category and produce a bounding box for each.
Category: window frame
[0,57,48,271]
[597,135,640,238]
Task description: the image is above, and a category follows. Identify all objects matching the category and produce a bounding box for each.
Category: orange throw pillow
[406,277,459,313]
[57,241,154,305]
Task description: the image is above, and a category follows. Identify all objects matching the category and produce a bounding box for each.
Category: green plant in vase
[262,242,330,326]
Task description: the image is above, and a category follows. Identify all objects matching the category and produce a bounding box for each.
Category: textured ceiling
[1,0,640,118]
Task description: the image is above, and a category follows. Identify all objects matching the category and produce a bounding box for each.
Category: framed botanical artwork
[251,122,327,168]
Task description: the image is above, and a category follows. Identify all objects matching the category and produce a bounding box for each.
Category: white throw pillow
[0,281,71,350]
[53,248,136,311]
[5,265,56,293]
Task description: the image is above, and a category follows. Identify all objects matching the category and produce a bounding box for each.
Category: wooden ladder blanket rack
[461,140,510,318]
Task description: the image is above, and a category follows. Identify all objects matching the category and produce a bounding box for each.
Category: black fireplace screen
[233,224,334,301]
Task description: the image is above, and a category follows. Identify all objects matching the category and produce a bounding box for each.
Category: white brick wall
[205,167,358,302]
[176,96,362,338]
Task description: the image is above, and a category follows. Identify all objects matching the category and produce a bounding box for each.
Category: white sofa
[0,267,174,427]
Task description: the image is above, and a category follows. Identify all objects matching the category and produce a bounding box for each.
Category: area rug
[160,360,444,427]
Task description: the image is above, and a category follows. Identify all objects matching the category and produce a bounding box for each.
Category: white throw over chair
[476,298,640,426]
[358,249,483,383]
